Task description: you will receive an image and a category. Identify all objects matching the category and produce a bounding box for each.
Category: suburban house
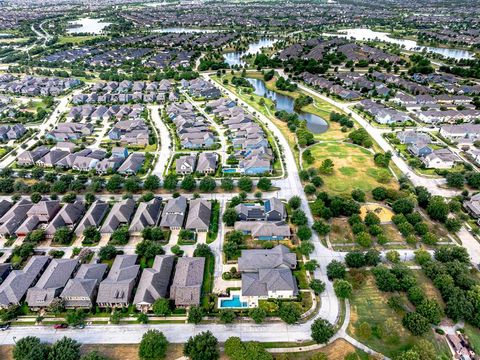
[396,131,431,145]
[408,142,433,158]
[133,255,175,312]
[17,146,49,166]
[185,199,211,233]
[96,255,140,308]
[464,193,480,219]
[129,197,163,234]
[0,263,12,283]
[0,199,33,236]
[100,198,136,234]
[176,155,197,175]
[75,200,110,236]
[197,152,218,174]
[234,221,291,241]
[25,259,79,310]
[170,257,205,307]
[15,200,61,237]
[60,263,108,309]
[117,153,145,175]
[238,245,298,302]
[422,148,461,169]
[0,256,50,309]
[44,201,85,238]
[235,198,286,222]
[160,196,187,230]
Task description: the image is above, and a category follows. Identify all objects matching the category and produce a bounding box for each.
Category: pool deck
[217,290,258,309]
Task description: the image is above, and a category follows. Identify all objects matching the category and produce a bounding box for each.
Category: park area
[347,272,451,358]
[308,142,396,196]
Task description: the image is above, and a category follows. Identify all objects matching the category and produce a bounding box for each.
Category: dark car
[53,323,68,329]
[0,323,10,331]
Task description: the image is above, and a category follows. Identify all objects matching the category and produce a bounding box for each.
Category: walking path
[149,105,172,178]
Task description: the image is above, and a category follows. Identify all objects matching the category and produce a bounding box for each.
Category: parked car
[74,324,85,329]
[0,323,10,331]
[53,323,68,329]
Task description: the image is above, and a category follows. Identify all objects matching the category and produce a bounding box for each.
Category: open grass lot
[464,325,480,354]
[411,270,445,307]
[308,142,397,195]
[329,218,354,245]
[58,35,96,44]
[347,274,450,358]
[382,224,406,243]
[272,339,369,360]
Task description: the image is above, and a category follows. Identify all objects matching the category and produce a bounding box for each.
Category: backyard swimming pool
[219,295,249,309]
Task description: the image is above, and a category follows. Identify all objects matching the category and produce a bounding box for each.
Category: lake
[153,27,219,33]
[67,18,111,35]
[224,38,277,67]
[246,78,328,134]
[324,28,475,60]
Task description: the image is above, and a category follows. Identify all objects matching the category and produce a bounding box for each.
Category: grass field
[464,325,480,354]
[58,35,96,44]
[347,274,450,358]
[308,142,396,195]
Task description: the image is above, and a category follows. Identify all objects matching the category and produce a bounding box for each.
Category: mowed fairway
[309,142,397,195]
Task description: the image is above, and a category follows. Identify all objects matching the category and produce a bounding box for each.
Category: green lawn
[308,142,396,195]
[348,274,450,358]
[464,325,480,354]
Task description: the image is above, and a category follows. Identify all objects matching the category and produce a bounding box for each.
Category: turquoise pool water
[219,295,248,308]
[223,168,238,174]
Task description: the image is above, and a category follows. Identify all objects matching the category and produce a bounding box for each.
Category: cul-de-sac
[0,0,479,359]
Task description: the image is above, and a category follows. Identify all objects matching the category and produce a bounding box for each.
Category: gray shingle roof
[133,255,175,307]
[129,197,163,233]
[0,256,50,307]
[242,268,298,297]
[26,259,78,308]
[100,198,136,234]
[185,199,211,231]
[238,245,297,272]
[60,263,108,308]
[160,196,187,229]
[75,200,110,235]
[96,255,140,306]
[170,257,204,306]
[45,201,85,236]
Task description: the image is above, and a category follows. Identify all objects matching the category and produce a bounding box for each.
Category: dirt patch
[360,204,394,223]
[272,339,358,360]
[0,345,13,360]
[329,218,354,245]
[80,343,184,360]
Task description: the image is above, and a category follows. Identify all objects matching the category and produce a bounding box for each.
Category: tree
[327,260,346,280]
[249,307,267,324]
[194,243,212,257]
[222,208,238,226]
[13,243,34,259]
[199,177,216,192]
[13,336,49,360]
[310,279,326,295]
[98,245,117,261]
[139,330,168,360]
[31,192,42,203]
[238,177,253,192]
[372,187,388,201]
[445,217,461,233]
[181,175,196,191]
[407,286,425,306]
[345,251,365,268]
[288,196,301,209]
[142,227,165,242]
[356,232,372,248]
[414,249,432,265]
[163,174,178,191]
[152,298,171,316]
[392,198,414,215]
[221,178,234,191]
[279,302,300,324]
[334,279,353,299]
[66,309,86,326]
[313,220,330,235]
[351,189,365,202]
[144,175,160,191]
[25,229,46,244]
[310,318,334,344]
[291,209,307,225]
[257,177,272,191]
[299,241,315,256]
[81,352,109,360]
[220,310,236,324]
[136,240,164,259]
[386,250,400,263]
[364,212,380,226]
[446,172,465,188]
[416,299,443,325]
[297,225,312,241]
[48,337,80,360]
[105,174,123,192]
[402,312,430,336]
[83,226,101,244]
[319,159,334,175]
[364,249,381,266]
[184,331,219,360]
[110,225,130,245]
[187,306,204,324]
[426,196,449,222]
[305,260,319,272]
